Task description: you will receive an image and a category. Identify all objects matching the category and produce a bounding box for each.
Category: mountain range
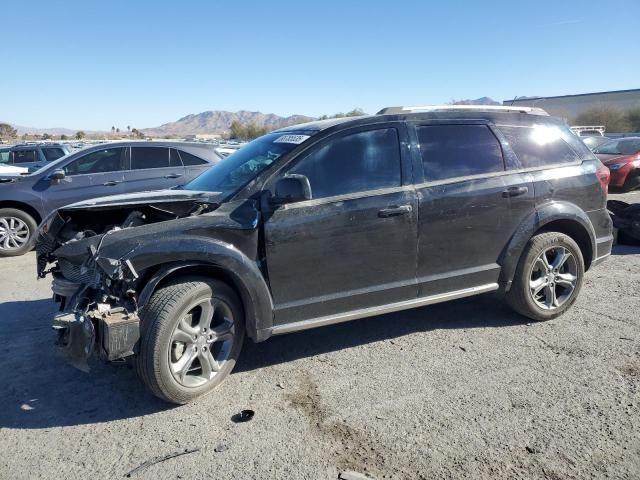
[7,98,501,136]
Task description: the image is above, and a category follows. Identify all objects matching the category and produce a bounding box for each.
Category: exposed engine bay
[36,191,220,370]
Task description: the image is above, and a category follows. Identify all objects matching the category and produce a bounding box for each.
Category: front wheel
[506,232,584,321]
[137,276,245,404]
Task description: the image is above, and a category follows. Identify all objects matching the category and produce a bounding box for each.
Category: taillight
[596,162,610,194]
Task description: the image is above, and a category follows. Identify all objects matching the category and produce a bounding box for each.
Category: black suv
[37,106,613,403]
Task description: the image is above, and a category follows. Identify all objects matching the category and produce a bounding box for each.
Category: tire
[0,208,38,257]
[506,232,585,322]
[136,276,245,404]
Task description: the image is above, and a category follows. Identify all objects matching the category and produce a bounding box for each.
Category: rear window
[0,149,10,164]
[416,125,504,181]
[498,125,580,168]
[178,150,208,166]
[131,147,171,169]
[593,138,640,156]
[12,150,38,164]
[42,147,66,161]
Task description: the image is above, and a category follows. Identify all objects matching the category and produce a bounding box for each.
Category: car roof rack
[377,105,549,116]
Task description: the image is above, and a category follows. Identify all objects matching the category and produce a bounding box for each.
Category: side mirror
[272,174,312,205]
[48,169,66,182]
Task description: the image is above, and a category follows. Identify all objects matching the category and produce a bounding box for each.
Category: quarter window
[417,125,504,181]
[289,128,401,199]
[178,150,207,166]
[498,125,580,168]
[12,150,38,164]
[42,147,66,161]
[0,149,10,164]
[65,148,124,175]
[131,147,171,169]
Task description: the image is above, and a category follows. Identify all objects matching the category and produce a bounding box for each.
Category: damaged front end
[36,190,220,370]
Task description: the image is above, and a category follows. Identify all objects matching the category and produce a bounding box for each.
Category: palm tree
[111,126,115,136]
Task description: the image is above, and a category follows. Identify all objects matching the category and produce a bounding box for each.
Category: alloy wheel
[0,216,30,251]
[528,246,578,310]
[169,297,236,388]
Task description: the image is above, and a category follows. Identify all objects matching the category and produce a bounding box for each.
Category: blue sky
[1,0,639,130]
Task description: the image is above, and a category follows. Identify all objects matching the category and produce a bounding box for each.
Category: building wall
[503,89,640,120]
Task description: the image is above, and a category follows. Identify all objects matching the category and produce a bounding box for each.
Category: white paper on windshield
[273,134,310,144]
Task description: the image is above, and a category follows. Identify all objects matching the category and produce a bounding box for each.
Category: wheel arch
[136,259,274,343]
[0,200,43,224]
[500,202,596,291]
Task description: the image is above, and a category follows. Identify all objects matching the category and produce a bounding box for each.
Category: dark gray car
[0,141,221,256]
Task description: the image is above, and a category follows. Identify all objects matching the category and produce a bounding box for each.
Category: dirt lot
[1,191,639,480]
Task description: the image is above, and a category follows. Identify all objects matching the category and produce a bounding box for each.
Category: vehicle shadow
[235,293,526,373]
[611,244,640,255]
[0,293,528,429]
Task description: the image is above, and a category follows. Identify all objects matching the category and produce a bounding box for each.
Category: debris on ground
[339,471,373,480]
[231,409,255,423]
[123,448,199,477]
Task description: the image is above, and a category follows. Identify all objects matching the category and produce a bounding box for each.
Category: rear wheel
[0,208,37,257]
[506,232,584,321]
[137,276,245,404]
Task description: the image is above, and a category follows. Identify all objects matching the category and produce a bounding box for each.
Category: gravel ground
[0,191,639,480]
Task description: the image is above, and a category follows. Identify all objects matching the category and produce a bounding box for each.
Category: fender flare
[499,201,596,291]
[122,238,274,342]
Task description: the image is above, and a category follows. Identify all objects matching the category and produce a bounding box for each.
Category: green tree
[574,106,630,133]
[127,125,131,133]
[41,133,52,140]
[111,126,116,135]
[60,134,68,140]
[0,123,17,140]
[75,131,86,140]
[116,128,120,134]
[626,107,640,132]
[230,121,247,140]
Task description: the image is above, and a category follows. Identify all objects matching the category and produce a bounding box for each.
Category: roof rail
[377,105,549,116]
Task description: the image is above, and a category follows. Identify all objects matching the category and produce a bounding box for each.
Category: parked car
[36,105,612,403]
[3,143,71,171]
[0,146,28,174]
[581,135,610,151]
[0,141,221,256]
[593,137,640,191]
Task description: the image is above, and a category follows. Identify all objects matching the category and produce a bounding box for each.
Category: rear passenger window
[131,147,170,169]
[169,149,183,167]
[42,148,66,161]
[498,125,580,168]
[12,150,38,164]
[290,128,401,199]
[417,125,504,181]
[178,150,207,166]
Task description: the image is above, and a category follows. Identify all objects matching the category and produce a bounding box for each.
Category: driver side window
[288,128,401,199]
[65,148,124,176]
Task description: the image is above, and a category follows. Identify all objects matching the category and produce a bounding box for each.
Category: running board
[271,283,499,335]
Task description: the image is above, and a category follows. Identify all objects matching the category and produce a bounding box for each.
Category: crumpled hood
[62,188,222,210]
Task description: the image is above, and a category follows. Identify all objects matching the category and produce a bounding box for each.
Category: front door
[263,125,418,325]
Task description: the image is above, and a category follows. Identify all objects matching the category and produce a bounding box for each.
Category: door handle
[103,180,121,186]
[378,205,413,217]
[165,173,183,179]
[502,186,528,198]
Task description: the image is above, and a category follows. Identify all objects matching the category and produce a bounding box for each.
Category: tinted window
[65,148,124,175]
[498,125,580,168]
[169,149,182,167]
[0,149,10,164]
[417,125,504,181]
[178,150,207,166]
[12,150,38,164]
[131,147,170,169]
[290,128,401,199]
[42,147,66,161]
[593,138,640,156]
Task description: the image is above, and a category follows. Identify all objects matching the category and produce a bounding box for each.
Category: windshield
[184,132,312,196]
[593,138,640,155]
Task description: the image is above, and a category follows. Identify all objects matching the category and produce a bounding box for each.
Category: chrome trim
[271,283,499,335]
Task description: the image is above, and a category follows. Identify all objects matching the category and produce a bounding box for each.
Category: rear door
[411,121,534,296]
[11,148,40,170]
[43,147,126,211]
[122,146,185,193]
[263,124,419,324]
